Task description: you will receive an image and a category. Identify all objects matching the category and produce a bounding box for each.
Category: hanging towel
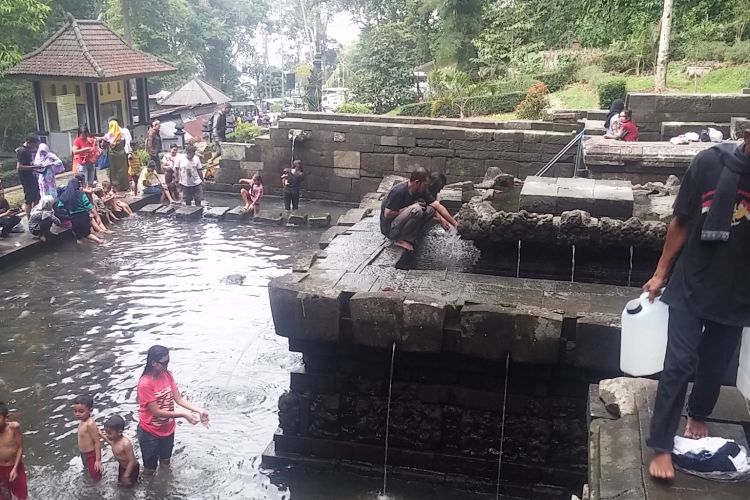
[701,143,750,242]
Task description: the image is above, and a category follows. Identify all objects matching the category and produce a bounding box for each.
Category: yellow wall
[40,80,87,104]
[97,80,126,104]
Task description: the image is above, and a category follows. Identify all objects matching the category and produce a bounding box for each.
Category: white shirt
[121,127,133,154]
[177,155,203,187]
[162,152,182,170]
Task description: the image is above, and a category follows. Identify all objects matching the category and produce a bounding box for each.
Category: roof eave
[5,68,177,82]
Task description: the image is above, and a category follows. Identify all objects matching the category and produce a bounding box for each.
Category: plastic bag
[96,150,110,170]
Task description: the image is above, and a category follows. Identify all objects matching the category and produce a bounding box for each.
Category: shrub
[534,59,578,92]
[431,97,456,118]
[683,41,729,63]
[725,41,750,64]
[0,168,19,188]
[228,123,262,143]
[515,82,549,120]
[397,102,432,116]
[597,78,627,109]
[486,77,538,94]
[335,102,373,114]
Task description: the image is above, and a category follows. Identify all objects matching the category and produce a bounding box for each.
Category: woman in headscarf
[57,176,102,244]
[103,119,129,193]
[29,195,62,241]
[33,143,64,200]
[604,99,625,135]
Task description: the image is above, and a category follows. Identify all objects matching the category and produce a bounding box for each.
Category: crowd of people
[0,345,208,497]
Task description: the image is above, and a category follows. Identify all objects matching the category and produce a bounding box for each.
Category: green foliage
[534,58,578,92]
[351,22,418,113]
[684,40,750,64]
[424,0,483,71]
[228,123,262,143]
[134,148,150,167]
[335,102,373,114]
[0,168,20,188]
[597,78,627,109]
[486,77,539,94]
[0,0,50,73]
[0,79,35,150]
[515,82,549,120]
[396,102,432,116]
[396,93,524,118]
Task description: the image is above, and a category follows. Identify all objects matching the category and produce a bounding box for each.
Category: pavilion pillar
[124,79,134,127]
[135,77,150,125]
[85,82,101,133]
[32,81,45,132]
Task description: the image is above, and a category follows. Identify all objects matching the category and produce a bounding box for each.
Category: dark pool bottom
[265,343,602,500]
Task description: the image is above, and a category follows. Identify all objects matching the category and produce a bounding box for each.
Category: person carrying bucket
[643,130,750,480]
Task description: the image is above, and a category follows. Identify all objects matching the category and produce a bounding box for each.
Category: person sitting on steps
[379,167,457,252]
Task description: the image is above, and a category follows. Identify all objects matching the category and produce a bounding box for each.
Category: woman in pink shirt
[137,345,209,475]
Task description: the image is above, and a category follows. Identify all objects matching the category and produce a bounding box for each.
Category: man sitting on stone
[380,167,457,251]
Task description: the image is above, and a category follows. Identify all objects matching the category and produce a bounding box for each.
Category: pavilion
[7,14,176,155]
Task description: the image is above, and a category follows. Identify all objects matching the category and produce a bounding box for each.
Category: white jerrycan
[737,328,750,399]
[620,292,669,376]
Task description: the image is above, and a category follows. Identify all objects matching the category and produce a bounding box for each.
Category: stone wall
[626,93,750,141]
[259,117,578,202]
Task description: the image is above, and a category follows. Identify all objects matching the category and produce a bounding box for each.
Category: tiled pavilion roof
[7,16,176,81]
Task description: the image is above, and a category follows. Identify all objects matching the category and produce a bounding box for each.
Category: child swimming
[100,415,139,487]
[72,395,102,482]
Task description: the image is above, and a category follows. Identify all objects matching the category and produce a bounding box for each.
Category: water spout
[494,352,511,500]
[570,244,576,282]
[627,245,634,287]
[380,342,397,499]
[516,240,522,278]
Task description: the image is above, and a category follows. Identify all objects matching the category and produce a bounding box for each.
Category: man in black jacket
[212,103,232,155]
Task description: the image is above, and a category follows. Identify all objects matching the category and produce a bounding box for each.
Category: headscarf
[604,99,625,129]
[59,177,82,213]
[31,195,56,219]
[33,143,63,170]
[104,119,122,144]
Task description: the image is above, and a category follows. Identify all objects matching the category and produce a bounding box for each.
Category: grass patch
[555,84,599,109]
[482,112,518,121]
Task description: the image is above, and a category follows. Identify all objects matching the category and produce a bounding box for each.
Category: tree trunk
[654,0,674,92]
[120,0,134,45]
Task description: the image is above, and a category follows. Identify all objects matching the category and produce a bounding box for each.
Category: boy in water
[100,415,138,487]
[72,395,102,481]
[0,401,27,500]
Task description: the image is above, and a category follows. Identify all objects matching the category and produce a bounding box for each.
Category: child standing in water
[99,415,139,487]
[72,395,102,482]
[0,401,27,500]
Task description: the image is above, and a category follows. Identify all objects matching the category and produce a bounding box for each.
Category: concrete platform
[137,204,163,215]
[203,206,231,219]
[589,378,750,500]
[154,205,176,217]
[224,205,252,222]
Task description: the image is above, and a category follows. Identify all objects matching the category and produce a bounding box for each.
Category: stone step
[137,204,162,215]
[174,206,203,219]
[337,208,370,226]
[154,205,176,217]
[224,205,251,222]
[203,206,231,219]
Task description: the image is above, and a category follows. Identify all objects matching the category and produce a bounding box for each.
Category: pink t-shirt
[138,371,179,437]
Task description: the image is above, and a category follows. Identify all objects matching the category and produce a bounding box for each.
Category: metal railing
[534,130,585,177]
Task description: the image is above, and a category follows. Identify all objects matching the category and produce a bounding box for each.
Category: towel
[701,143,750,242]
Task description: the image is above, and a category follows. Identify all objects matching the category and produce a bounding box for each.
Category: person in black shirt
[0,186,22,237]
[281,160,305,211]
[212,103,232,155]
[380,167,457,251]
[644,136,750,480]
[16,134,41,220]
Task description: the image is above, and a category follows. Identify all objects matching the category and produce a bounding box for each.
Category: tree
[351,22,417,113]
[0,0,51,72]
[654,0,674,91]
[427,67,485,118]
[423,0,483,72]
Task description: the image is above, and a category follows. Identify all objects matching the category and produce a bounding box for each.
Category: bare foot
[649,452,675,480]
[394,240,414,252]
[684,417,709,439]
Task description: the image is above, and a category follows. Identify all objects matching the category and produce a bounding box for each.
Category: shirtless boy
[72,395,102,481]
[100,415,139,487]
[0,401,27,500]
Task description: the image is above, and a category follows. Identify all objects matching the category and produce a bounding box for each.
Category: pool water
[0,195,487,500]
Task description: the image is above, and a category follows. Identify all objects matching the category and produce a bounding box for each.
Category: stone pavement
[589,378,750,500]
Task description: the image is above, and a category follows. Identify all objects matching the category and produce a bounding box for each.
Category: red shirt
[620,120,639,142]
[73,137,96,165]
[138,371,179,437]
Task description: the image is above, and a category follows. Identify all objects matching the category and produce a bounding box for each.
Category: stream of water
[0,196,487,500]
